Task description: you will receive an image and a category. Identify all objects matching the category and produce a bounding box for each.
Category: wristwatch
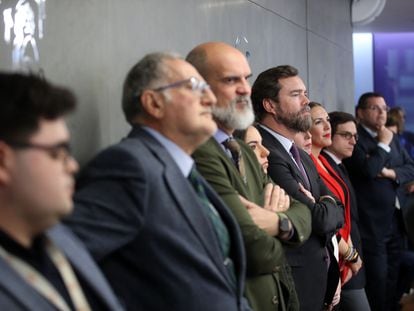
[278,213,290,236]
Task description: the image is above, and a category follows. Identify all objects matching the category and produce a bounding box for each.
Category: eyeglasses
[7,141,73,164]
[152,76,210,94]
[365,105,390,113]
[335,132,359,141]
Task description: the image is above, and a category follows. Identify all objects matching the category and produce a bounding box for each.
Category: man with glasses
[344,92,414,311]
[0,73,123,310]
[66,52,252,310]
[320,111,370,311]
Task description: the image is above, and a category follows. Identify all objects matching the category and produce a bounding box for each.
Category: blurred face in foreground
[3,118,78,235]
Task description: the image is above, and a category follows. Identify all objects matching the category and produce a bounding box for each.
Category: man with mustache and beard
[187,42,312,311]
[251,66,344,311]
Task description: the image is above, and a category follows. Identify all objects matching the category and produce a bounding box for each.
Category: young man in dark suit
[187,42,312,311]
[0,73,122,310]
[320,111,370,311]
[66,52,251,310]
[344,92,414,311]
[251,65,344,311]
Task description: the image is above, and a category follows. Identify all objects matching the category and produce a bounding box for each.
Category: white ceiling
[353,0,414,33]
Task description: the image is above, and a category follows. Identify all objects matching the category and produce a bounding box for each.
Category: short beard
[275,103,311,132]
[212,96,255,130]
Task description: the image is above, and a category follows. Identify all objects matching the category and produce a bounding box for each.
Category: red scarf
[310,153,352,283]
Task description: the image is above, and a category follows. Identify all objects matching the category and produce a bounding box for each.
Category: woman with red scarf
[308,102,363,309]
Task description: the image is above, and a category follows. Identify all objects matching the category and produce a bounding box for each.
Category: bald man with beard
[187,42,312,311]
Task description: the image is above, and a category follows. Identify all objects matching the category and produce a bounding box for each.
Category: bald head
[186,42,248,80]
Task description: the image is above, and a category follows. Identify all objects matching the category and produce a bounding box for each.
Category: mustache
[302,105,311,113]
[234,96,250,104]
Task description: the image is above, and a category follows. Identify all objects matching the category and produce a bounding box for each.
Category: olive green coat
[193,138,312,311]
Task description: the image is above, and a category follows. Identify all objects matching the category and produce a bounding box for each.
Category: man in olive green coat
[187,42,312,311]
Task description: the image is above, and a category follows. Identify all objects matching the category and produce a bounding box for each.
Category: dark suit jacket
[344,124,414,241]
[193,137,312,311]
[403,194,414,245]
[0,224,123,311]
[258,126,344,311]
[65,126,250,311]
[320,151,366,289]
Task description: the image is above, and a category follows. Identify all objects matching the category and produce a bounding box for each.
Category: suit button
[272,296,279,305]
[273,266,280,272]
[224,257,230,266]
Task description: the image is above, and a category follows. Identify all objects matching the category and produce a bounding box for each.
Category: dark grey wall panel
[249,0,306,28]
[308,32,354,113]
[307,0,352,49]
[0,0,354,164]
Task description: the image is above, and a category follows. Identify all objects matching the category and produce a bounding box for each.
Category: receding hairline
[187,42,247,78]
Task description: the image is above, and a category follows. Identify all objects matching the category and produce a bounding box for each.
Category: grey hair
[122,52,181,124]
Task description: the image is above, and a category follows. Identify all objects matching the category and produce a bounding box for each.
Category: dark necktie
[290,143,310,189]
[338,163,349,178]
[188,168,236,287]
[222,138,246,182]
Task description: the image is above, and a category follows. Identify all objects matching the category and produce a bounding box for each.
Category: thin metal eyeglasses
[6,141,73,164]
[152,76,210,94]
[335,132,359,141]
[365,105,390,113]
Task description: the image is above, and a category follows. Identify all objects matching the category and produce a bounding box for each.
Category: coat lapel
[259,127,309,188]
[131,128,231,283]
[47,225,122,311]
[0,257,54,310]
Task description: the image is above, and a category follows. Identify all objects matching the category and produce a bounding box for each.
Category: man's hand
[407,183,414,193]
[299,182,315,203]
[377,125,393,145]
[263,183,290,212]
[378,167,397,180]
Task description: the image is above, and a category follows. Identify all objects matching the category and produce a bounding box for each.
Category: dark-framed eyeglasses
[6,141,73,164]
[335,131,359,141]
[365,105,390,113]
[152,76,210,94]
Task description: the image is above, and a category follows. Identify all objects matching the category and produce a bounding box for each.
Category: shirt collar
[361,124,377,138]
[142,126,194,177]
[258,124,293,153]
[213,128,232,144]
[0,229,46,260]
[323,149,342,165]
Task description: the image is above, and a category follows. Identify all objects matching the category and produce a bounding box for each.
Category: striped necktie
[222,138,246,183]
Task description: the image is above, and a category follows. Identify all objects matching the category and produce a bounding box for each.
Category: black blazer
[258,126,344,311]
[320,150,366,290]
[344,125,414,241]
[66,126,250,311]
